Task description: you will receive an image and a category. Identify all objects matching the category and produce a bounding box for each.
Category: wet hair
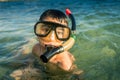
[39,9,68,25]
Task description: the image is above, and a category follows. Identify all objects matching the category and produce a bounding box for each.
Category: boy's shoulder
[32,43,42,57]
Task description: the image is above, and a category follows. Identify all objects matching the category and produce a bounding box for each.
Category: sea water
[0,0,120,80]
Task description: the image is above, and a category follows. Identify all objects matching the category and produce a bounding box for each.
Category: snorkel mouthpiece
[40,9,76,63]
[40,46,64,63]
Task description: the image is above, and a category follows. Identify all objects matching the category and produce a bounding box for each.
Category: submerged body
[32,43,81,80]
[10,43,80,80]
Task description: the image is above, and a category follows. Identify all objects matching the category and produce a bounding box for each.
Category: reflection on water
[0,0,120,80]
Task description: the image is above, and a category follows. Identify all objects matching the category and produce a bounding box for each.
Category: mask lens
[35,23,51,36]
[34,21,71,41]
[56,26,70,40]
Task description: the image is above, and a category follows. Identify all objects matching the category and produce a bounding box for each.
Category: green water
[0,0,120,80]
[72,15,120,80]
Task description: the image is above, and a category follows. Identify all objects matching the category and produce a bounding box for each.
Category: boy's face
[38,17,68,47]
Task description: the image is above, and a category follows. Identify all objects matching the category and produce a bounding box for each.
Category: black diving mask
[34,21,71,41]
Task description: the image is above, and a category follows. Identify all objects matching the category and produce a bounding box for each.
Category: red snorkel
[40,9,76,63]
[62,9,76,54]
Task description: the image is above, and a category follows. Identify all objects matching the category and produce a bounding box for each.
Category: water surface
[0,0,120,80]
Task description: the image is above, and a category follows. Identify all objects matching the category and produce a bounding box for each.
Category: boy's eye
[56,27,64,38]
[41,26,49,32]
[40,25,50,33]
[36,24,51,35]
[57,30,64,35]
[56,26,70,39]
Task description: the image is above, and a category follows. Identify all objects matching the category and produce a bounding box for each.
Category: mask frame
[34,21,71,41]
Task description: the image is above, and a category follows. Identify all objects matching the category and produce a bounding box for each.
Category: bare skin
[32,17,76,71]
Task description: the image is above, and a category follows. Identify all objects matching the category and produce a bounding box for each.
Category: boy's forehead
[43,17,68,26]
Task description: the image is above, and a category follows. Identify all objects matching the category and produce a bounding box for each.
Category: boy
[32,9,83,79]
[10,9,82,80]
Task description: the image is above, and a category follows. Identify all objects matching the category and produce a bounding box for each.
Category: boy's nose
[47,31,57,41]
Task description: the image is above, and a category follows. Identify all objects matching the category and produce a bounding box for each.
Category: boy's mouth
[45,45,57,51]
